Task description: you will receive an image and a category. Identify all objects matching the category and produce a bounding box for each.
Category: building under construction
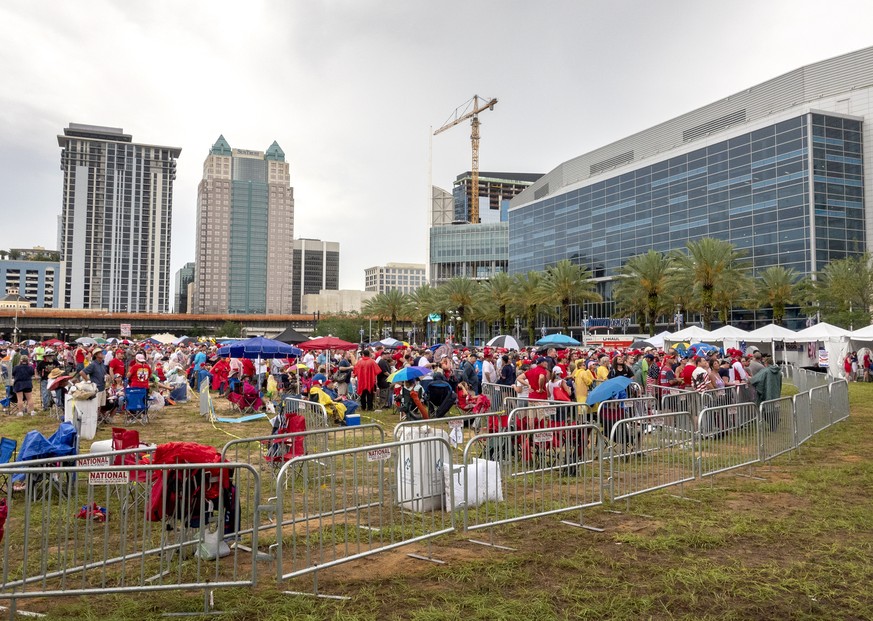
[451,171,543,223]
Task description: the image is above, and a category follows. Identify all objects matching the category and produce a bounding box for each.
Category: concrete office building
[509,46,873,329]
[174,262,195,314]
[58,124,181,312]
[291,239,339,314]
[302,289,376,314]
[0,260,59,308]
[193,136,294,314]
[364,263,426,294]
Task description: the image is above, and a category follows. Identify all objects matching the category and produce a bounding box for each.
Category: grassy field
[4,382,873,621]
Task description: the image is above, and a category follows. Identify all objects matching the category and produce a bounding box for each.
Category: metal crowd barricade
[275,436,455,595]
[645,384,690,406]
[221,424,387,538]
[696,403,760,478]
[608,412,695,501]
[808,384,831,434]
[481,382,515,412]
[506,401,591,431]
[595,397,656,432]
[759,397,797,462]
[394,412,502,453]
[461,424,603,532]
[793,391,812,446]
[283,397,330,430]
[660,390,702,422]
[0,460,260,616]
[829,379,850,424]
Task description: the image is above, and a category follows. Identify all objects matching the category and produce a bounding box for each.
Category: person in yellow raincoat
[309,383,347,425]
[571,359,594,403]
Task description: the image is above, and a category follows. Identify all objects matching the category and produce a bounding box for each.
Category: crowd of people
[0,336,786,429]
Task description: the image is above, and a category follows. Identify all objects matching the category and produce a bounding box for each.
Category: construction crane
[434,95,498,224]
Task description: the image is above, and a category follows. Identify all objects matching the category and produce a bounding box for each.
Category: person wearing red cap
[525,358,550,401]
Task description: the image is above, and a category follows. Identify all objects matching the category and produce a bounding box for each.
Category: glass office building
[509,46,873,329]
[430,222,508,284]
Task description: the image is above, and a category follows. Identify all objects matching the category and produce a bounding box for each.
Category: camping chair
[262,411,306,480]
[111,427,151,513]
[125,388,150,425]
[228,381,263,414]
[0,438,17,495]
[425,379,457,419]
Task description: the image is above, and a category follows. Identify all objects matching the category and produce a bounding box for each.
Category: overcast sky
[2,0,873,291]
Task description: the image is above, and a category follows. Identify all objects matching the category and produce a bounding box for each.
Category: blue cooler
[345,413,361,426]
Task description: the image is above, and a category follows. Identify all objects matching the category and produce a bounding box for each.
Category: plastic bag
[70,381,98,401]
[196,528,231,560]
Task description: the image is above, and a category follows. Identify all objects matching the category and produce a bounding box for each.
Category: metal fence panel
[0,461,260,604]
[829,379,850,424]
[697,403,761,477]
[793,392,812,446]
[283,397,330,430]
[507,401,592,431]
[608,412,695,500]
[394,413,502,452]
[660,390,703,421]
[460,424,603,530]
[274,436,454,581]
[808,385,831,434]
[759,397,796,462]
[221,424,386,536]
[481,383,515,412]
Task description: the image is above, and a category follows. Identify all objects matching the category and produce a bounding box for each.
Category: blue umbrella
[687,343,720,356]
[536,333,581,346]
[217,336,302,359]
[586,376,634,406]
[387,366,431,383]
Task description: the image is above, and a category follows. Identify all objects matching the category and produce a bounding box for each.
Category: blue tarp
[13,422,78,481]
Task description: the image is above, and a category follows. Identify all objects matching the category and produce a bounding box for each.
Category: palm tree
[362,290,409,338]
[407,284,436,342]
[613,250,673,336]
[814,255,873,328]
[670,238,747,330]
[435,278,481,346]
[539,260,602,333]
[511,272,546,346]
[479,272,515,335]
[752,266,800,325]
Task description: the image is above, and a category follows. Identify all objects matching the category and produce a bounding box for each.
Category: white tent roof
[151,332,177,344]
[666,326,713,341]
[746,324,797,341]
[707,325,750,340]
[648,331,670,348]
[849,324,873,340]
[786,322,851,342]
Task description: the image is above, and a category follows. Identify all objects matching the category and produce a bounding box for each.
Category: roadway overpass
[0,309,319,341]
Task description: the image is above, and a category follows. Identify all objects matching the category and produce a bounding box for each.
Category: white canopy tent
[745,324,797,364]
[648,331,671,349]
[707,325,750,352]
[848,326,873,376]
[786,322,851,378]
[664,326,713,346]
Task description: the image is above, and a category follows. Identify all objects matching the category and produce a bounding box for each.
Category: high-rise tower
[57,123,181,312]
[194,136,294,314]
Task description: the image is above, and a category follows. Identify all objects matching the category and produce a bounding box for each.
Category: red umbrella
[297,336,357,351]
[297,336,357,377]
[43,339,65,347]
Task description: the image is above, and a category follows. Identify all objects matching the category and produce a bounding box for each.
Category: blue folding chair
[125,388,150,425]
[0,437,17,494]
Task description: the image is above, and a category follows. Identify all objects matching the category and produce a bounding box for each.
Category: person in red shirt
[354,349,381,411]
[74,345,87,372]
[680,356,697,388]
[128,354,152,389]
[108,349,126,384]
[525,357,550,401]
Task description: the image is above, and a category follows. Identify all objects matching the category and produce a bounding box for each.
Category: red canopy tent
[297,336,357,376]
